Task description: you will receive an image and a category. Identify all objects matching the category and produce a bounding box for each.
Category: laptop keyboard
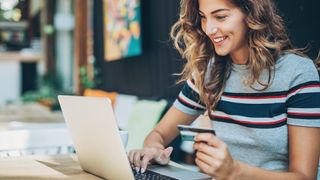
[132,168,178,180]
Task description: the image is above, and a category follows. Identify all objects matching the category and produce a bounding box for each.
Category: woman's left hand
[193,133,240,180]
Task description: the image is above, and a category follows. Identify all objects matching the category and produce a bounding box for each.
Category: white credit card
[177,125,216,141]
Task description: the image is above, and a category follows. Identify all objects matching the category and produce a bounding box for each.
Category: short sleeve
[173,79,206,115]
[286,60,320,127]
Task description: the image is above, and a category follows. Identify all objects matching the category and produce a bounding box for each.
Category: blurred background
[0,0,319,164]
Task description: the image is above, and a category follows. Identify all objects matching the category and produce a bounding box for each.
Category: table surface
[0,154,103,179]
[0,154,194,179]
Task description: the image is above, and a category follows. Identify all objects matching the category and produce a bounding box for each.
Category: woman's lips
[212,36,227,46]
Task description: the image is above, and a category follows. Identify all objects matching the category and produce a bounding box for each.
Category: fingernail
[135,167,140,172]
[141,168,145,173]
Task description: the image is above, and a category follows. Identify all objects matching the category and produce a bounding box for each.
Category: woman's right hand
[128,146,173,173]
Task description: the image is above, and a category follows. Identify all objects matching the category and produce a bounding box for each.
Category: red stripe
[288,112,320,117]
[223,95,286,99]
[288,85,320,96]
[212,114,287,125]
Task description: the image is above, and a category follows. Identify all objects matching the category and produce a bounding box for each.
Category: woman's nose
[206,21,218,35]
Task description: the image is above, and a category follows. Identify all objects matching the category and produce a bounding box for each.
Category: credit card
[177,125,216,141]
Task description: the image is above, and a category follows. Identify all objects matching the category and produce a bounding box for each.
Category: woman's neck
[230,46,249,65]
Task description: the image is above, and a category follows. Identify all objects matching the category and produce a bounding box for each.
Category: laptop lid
[58,95,134,180]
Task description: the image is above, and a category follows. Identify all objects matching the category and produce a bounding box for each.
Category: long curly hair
[170,0,304,114]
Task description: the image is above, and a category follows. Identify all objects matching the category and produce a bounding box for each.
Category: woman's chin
[214,50,229,57]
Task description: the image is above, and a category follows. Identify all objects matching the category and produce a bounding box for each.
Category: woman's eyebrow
[199,9,230,15]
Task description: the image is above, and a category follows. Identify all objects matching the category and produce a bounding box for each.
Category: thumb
[164,146,173,157]
[155,147,173,164]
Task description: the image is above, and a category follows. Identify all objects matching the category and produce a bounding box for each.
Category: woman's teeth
[213,36,226,43]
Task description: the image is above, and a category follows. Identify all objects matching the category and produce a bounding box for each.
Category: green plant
[79,65,101,89]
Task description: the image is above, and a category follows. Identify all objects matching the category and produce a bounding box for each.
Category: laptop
[58,95,210,180]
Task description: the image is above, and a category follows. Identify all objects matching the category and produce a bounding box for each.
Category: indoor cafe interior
[0,0,319,179]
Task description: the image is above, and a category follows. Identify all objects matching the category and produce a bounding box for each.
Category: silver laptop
[58,95,210,180]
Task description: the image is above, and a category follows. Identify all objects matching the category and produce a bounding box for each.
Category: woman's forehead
[198,0,237,14]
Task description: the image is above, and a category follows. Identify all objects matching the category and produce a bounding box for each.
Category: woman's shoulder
[277,53,313,67]
[276,53,318,73]
[276,53,319,87]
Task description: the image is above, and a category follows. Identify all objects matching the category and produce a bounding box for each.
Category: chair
[126,99,168,150]
[83,89,118,107]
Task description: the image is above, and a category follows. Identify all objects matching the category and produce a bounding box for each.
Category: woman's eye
[216,15,227,20]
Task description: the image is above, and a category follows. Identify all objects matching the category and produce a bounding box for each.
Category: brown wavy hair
[316,50,320,75]
[170,0,305,114]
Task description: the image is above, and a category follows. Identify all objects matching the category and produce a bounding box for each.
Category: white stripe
[288,108,320,113]
[187,79,200,93]
[179,92,206,109]
[174,100,204,115]
[211,111,287,123]
[221,96,286,104]
[287,118,320,124]
[287,87,320,99]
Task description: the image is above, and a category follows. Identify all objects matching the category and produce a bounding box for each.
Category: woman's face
[198,0,248,63]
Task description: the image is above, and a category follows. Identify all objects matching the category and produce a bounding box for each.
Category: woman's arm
[144,106,198,148]
[194,126,320,180]
[288,125,319,179]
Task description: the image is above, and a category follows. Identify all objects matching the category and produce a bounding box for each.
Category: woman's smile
[211,35,228,46]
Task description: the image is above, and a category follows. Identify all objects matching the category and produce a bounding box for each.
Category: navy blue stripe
[223,91,287,97]
[177,97,206,111]
[288,81,320,93]
[216,101,286,118]
[181,82,205,106]
[288,114,320,120]
[287,93,320,108]
[211,117,287,128]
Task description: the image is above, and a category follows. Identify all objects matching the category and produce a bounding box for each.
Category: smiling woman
[128,0,320,179]
[198,0,248,63]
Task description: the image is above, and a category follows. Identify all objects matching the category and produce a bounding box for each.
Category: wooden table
[0,155,195,179]
[0,154,103,179]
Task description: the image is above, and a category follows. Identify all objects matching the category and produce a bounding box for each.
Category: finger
[140,154,153,173]
[164,146,173,157]
[128,150,135,164]
[155,147,172,164]
[195,157,212,175]
[194,133,224,148]
[155,152,170,164]
[129,150,140,168]
[196,150,219,169]
[193,142,223,160]
[133,151,143,170]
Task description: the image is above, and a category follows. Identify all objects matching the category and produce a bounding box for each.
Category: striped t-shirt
[174,53,320,174]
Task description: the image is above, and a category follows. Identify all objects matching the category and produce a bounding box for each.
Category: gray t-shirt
[174,53,320,176]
